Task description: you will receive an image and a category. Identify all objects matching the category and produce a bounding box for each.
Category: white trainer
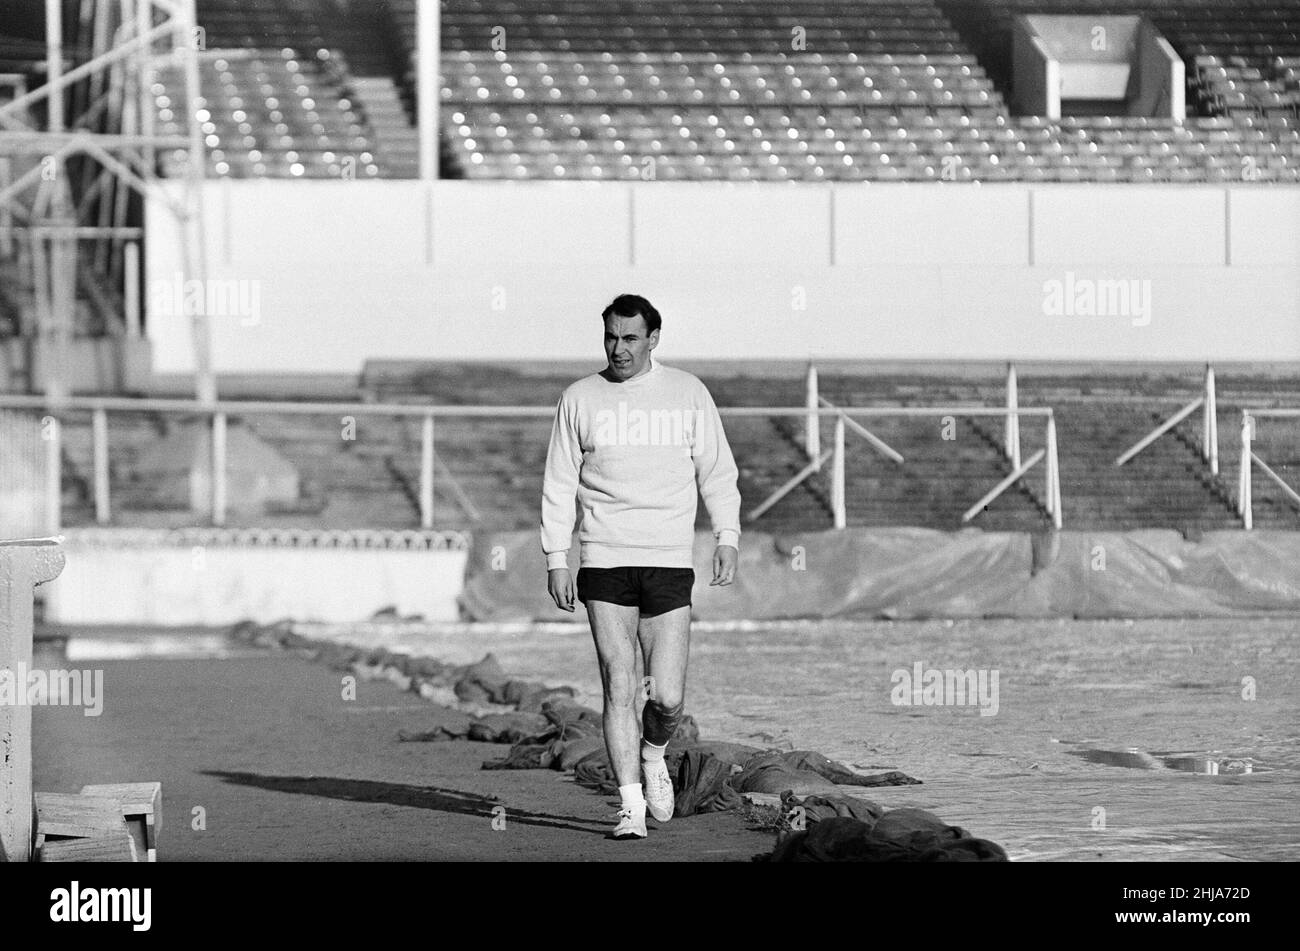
[643,758,675,823]
[610,805,647,840]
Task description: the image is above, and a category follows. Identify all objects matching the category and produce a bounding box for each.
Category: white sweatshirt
[540,356,742,569]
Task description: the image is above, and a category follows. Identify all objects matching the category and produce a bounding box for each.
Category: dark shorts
[576,566,695,617]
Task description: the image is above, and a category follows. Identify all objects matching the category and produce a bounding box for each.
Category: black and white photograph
[0,0,1295,927]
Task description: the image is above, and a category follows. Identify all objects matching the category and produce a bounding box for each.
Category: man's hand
[548,567,576,612]
[710,545,738,586]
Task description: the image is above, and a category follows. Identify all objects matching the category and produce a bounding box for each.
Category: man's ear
[649,329,660,350]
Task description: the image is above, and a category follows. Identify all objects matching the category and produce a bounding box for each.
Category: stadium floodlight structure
[0,0,212,402]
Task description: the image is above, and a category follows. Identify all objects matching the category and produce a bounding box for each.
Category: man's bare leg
[636,605,691,821]
[586,599,643,789]
[637,605,691,745]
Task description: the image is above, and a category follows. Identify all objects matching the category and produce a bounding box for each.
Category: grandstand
[154,48,389,180]
[129,0,1300,182]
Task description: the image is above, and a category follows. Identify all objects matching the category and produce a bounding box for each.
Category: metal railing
[1238,408,1300,530]
[1114,364,1220,474]
[771,362,1061,529]
[0,392,1064,533]
[0,394,509,532]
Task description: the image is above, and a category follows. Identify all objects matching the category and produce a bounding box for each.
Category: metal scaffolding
[0,0,212,401]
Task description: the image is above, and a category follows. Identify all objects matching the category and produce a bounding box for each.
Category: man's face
[603,313,658,381]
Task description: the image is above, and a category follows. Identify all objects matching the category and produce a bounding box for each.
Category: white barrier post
[1237,413,1245,516]
[1240,412,1252,530]
[211,411,227,527]
[805,362,820,467]
[1006,363,1021,469]
[43,415,61,535]
[1204,364,1218,475]
[92,407,110,525]
[420,414,435,529]
[1046,414,1062,529]
[1043,416,1054,517]
[831,413,846,529]
[1053,422,1063,528]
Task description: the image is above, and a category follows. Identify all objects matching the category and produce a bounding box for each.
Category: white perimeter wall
[46,545,467,625]
[145,181,1300,373]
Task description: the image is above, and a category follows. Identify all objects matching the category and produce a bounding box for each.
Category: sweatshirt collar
[609,353,658,383]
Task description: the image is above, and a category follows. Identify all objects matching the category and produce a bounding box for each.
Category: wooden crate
[34,792,130,861]
[40,833,138,863]
[80,782,162,862]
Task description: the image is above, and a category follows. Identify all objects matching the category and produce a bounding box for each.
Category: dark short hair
[601,294,661,335]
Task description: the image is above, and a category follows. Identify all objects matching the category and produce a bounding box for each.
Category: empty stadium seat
[153,43,418,178]
[155,0,1300,182]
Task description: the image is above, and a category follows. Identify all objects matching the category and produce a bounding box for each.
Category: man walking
[541,293,741,839]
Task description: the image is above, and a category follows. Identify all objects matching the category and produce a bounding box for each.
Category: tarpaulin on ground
[232,622,999,862]
[457,528,1300,620]
[764,806,1009,862]
[1009,530,1300,617]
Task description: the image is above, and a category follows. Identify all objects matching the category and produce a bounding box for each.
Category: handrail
[962,449,1046,524]
[746,405,1058,528]
[1238,408,1300,530]
[0,394,1060,534]
[1113,364,1219,471]
[817,396,905,464]
[795,362,1051,527]
[1114,396,1203,467]
[1250,452,1300,508]
[745,448,834,523]
[0,394,1056,418]
[435,453,481,523]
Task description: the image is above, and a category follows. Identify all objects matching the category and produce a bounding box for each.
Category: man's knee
[642,696,685,746]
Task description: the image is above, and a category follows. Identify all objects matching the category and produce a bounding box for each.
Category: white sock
[618,783,645,811]
[641,739,668,764]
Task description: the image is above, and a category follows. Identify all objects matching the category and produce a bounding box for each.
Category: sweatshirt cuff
[715,529,740,550]
[545,551,570,570]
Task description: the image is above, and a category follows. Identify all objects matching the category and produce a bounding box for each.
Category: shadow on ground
[202,770,608,836]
